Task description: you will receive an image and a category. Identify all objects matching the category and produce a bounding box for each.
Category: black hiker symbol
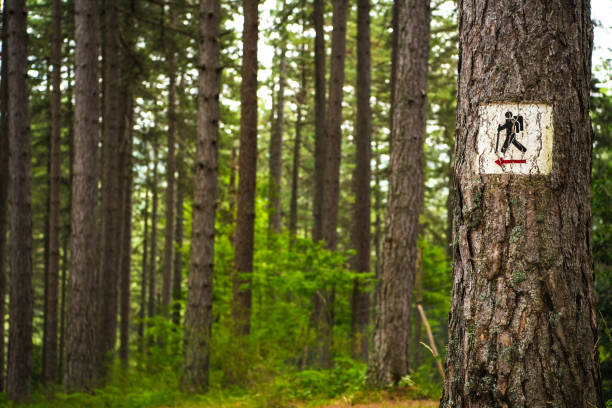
[496,111,527,154]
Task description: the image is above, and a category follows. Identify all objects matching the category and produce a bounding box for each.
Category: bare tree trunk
[138,177,149,354]
[97,0,122,380]
[181,0,220,392]
[311,0,325,243]
[149,144,159,321]
[6,0,33,400]
[318,0,348,368]
[268,12,286,234]
[412,246,423,368]
[441,0,602,406]
[162,3,177,315]
[0,1,9,393]
[290,47,306,243]
[64,0,99,392]
[233,0,258,336]
[44,0,62,384]
[351,0,372,362]
[172,153,184,326]
[367,0,430,387]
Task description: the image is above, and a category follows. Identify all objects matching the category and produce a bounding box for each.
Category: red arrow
[495,157,526,167]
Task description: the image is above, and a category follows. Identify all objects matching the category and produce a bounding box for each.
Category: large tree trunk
[97,0,122,380]
[44,0,62,384]
[440,1,602,406]
[233,0,258,336]
[268,17,286,234]
[367,0,430,387]
[311,0,325,242]
[351,0,372,362]
[162,3,177,315]
[181,0,220,392]
[6,0,33,400]
[0,1,9,393]
[65,0,99,392]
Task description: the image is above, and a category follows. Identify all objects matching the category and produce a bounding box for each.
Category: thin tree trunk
[181,0,220,391]
[64,0,100,392]
[233,0,258,336]
[373,138,381,279]
[311,0,325,243]
[149,144,159,321]
[367,0,430,387]
[172,154,184,326]
[351,0,372,362]
[0,1,9,393]
[138,177,149,354]
[97,0,122,380]
[413,246,423,368]
[44,0,62,384]
[268,13,286,234]
[162,3,177,315]
[119,96,134,366]
[289,47,306,243]
[6,0,33,400]
[441,0,602,406]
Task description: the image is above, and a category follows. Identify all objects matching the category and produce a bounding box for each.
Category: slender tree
[367,0,430,387]
[43,0,62,384]
[268,2,287,234]
[290,45,307,242]
[440,0,602,406]
[97,0,122,379]
[64,0,100,391]
[138,177,149,353]
[351,0,371,361]
[173,152,184,325]
[162,3,177,315]
[0,1,9,393]
[181,0,221,391]
[311,0,325,242]
[233,0,258,335]
[6,0,33,400]
[149,143,159,321]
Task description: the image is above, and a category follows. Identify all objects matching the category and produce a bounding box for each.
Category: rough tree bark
[44,0,62,384]
[97,0,122,380]
[0,1,9,393]
[440,0,603,406]
[162,3,177,315]
[65,0,99,391]
[351,0,372,362]
[233,0,258,336]
[6,0,33,400]
[311,0,325,243]
[367,0,430,387]
[181,0,220,391]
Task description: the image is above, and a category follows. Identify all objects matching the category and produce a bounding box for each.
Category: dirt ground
[320,399,438,408]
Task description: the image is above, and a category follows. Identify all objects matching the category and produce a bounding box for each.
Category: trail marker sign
[476,103,553,175]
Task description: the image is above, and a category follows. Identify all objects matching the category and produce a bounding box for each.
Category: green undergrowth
[2,357,441,408]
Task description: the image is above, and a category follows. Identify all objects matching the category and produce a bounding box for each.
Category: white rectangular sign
[475,103,553,175]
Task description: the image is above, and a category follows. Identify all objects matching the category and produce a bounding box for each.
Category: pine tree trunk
[311,0,325,243]
[65,0,99,391]
[351,0,372,362]
[149,145,159,321]
[181,0,220,391]
[44,0,62,384]
[413,247,423,368]
[233,0,258,336]
[97,0,122,379]
[268,22,286,234]
[6,0,33,400]
[162,3,177,315]
[138,178,149,353]
[0,1,9,393]
[290,49,306,243]
[440,0,602,406]
[172,153,184,326]
[367,0,430,387]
